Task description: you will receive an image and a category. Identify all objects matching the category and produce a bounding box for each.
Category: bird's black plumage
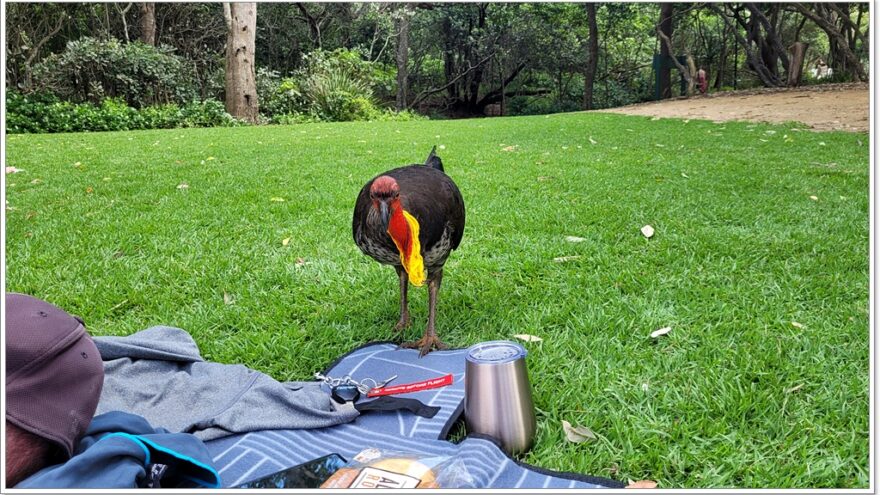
[424,145,444,172]
[352,152,464,273]
[351,149,465,356]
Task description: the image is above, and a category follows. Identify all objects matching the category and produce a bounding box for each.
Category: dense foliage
[33,37,198,108]
[258,48,400,122]
[6,90,238,133]
[3,2,870,132]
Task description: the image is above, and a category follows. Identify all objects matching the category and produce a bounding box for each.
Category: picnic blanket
[204,342,624,489]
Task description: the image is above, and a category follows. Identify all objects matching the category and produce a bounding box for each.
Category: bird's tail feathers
[424,146,444,172]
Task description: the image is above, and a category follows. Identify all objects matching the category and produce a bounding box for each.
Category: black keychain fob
[331,384,360,404]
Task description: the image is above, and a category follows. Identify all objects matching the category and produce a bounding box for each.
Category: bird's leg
[402,269,448,357]
[393,266,410,333]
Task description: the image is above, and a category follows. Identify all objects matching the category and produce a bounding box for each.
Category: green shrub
[33,37,198,108]
[256,68,306,117]
[6,90,239,134]
[257,48,402,122]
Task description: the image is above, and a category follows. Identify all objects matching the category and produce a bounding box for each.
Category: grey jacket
[94,326,358,440]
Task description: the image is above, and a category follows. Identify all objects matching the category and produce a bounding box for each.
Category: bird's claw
[400,335,448,357]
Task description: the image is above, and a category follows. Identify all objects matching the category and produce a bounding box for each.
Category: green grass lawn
[5,112,869,488]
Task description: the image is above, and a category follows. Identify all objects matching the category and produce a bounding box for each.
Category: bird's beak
[379,200,390,231]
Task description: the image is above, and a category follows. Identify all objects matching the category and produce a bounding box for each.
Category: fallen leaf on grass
[809,195,818,201]
[680,172,690,179]
[626,480,658,489]
[223,292,235,305]
[513,334,543,343]
[30,179,42,185]
[206,156,216,161]
[295,257,308,267]
[640,225,655,238]
[562,420,596,443]
[589,136,597,145]
[565,236,586,243]
[282,237,291,247]
[177,183,189,189]
[501,145,518,152]
[85,186,94,194]
[785,383,804,394]
[650,327,672,338]
[553,255,581,263]
[5,166,24,174]
[790,321,804,329]
[73,161,82,167]
[270,197,286,202]
[818,142,826,146]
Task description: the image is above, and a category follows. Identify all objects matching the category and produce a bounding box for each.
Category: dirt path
[599,83,869,132]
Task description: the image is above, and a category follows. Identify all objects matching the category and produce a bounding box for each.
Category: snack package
[320,448,474,489]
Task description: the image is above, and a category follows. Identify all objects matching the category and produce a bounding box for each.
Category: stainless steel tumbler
[464,341,537,455]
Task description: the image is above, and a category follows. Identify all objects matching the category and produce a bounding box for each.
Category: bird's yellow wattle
[387,209,426,287]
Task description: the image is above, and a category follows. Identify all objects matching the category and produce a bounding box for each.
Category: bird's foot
[400,334,448,357]
[393,314,411,333]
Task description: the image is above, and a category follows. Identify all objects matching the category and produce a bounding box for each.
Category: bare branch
[826,3,869,48]
[410,52,495,108]
[24,13,66,66]
[655,25,692,86]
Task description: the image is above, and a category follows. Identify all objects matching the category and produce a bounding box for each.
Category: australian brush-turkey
[353,147,465,356]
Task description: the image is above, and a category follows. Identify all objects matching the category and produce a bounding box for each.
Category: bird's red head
[369,176,400,229]
[369,176,400,201]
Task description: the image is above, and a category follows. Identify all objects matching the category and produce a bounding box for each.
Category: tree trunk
[787,41,808,86]
[686,53,696,95]
[710,4,781,87]
[744,3,789,75]
[441,15,457,100]
[794,3,866,81]
[582,3,599,110]
[466,3,488,110]
[657,24,692,96]
[714,23,729,89]
[658,3,674,99]
[139,3,156,45]
[395,5,411,111]
[224,3,259,123]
